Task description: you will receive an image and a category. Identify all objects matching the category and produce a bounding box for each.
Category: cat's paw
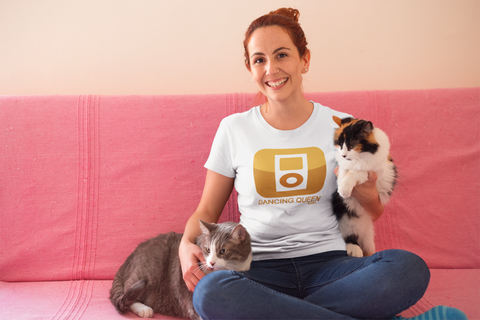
[346,243,364,257]
[338,185,353,199]
[130,302,154,318]
[338,176,356,198]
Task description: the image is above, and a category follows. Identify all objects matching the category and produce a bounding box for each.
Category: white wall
[0,0,478,95]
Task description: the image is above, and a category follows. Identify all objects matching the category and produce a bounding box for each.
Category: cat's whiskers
[196,261,227,273]
[194,263,208,273]
[196,262,215,273]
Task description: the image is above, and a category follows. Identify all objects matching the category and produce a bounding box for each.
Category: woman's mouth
[265,77,288,88]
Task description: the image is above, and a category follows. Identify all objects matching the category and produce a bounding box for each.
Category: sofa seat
[1,269,477,319]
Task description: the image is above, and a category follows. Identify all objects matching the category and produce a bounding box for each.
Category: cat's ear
[230,224,246,243]
[362,121,374,133]
[199,219,216,235]
[332,116,342,127]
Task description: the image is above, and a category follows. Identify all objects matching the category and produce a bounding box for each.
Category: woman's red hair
[243,8,309,70]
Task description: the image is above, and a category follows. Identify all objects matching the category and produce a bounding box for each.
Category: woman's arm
[179,169,235,292]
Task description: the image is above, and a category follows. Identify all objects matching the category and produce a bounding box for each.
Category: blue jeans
[193,249,430,319]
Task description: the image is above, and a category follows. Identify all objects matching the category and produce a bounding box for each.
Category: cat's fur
[110,220,252,319]
[332,116,397,257]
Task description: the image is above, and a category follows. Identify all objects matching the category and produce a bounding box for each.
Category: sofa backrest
[1,89,478,282]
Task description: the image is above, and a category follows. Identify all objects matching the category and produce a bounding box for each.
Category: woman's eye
[278,52,288,59]
[254,58,264,64]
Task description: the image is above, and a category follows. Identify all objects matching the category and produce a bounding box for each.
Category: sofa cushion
[0,94,251,282]
[1,90,478,281]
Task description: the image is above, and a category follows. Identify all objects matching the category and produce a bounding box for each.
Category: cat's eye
[205,248,210,253]
[220,248,227,254]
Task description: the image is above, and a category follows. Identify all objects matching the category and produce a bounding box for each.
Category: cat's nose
[210,261,216,266]
[342,155,347,158]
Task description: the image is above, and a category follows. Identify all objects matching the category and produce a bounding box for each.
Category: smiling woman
[247,26,310,114]
[242,8,312,130]
[178,7,468,320]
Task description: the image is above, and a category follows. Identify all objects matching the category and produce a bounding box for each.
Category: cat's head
[196,220,252,272]
[333,116,379,161]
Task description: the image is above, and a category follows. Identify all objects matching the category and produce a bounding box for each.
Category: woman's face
[247,25,310,104]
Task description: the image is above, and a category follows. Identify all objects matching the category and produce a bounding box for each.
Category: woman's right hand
[179,239,206,292]
[178,170,235,292]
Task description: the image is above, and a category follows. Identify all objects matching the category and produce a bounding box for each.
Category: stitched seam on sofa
[51,95,100,320]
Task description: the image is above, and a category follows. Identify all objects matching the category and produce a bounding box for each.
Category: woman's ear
[245,59,251,72]
[302,49,311,73]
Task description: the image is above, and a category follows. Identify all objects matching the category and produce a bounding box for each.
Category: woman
[179,8,466,320]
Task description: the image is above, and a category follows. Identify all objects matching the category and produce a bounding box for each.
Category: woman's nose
[266,61,279,75]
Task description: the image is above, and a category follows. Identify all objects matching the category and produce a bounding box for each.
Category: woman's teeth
[267,78,288,88]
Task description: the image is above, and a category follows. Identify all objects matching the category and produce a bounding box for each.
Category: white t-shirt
[205,102,352,261]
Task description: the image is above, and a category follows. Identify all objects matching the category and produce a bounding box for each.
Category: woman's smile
[265,77,289,89]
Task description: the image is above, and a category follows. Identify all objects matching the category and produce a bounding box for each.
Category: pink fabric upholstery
[1,89,478,319]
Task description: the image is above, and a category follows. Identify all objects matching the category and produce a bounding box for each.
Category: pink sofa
[1,89,479,320]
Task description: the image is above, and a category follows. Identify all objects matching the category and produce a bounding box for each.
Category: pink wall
[0,0,478,95]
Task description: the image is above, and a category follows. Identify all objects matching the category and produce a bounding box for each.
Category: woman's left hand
[351,171,384,221]
[351,171,378,203]
[334,167,384,221]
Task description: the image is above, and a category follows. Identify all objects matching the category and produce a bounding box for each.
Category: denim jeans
[193,249,430,320]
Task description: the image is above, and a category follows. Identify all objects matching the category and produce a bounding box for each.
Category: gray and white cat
[332,116,397,257]
[110,220,252,319]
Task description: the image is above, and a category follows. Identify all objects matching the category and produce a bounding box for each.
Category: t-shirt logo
[253,147,326,198]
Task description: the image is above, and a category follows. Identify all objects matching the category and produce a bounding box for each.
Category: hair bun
[268,7,300,23]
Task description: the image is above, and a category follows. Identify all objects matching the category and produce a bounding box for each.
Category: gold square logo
[253,147,326,198]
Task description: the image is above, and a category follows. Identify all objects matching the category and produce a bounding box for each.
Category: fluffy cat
[110,220,252,319]
[332,116,397,257]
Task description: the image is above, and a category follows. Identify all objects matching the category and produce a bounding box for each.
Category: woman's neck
[260,96,313,131]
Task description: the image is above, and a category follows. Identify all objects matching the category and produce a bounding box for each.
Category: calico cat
[110,220,252,319]
[332,116,397,257]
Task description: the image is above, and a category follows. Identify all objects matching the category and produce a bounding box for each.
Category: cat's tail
[110,277,147,314]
